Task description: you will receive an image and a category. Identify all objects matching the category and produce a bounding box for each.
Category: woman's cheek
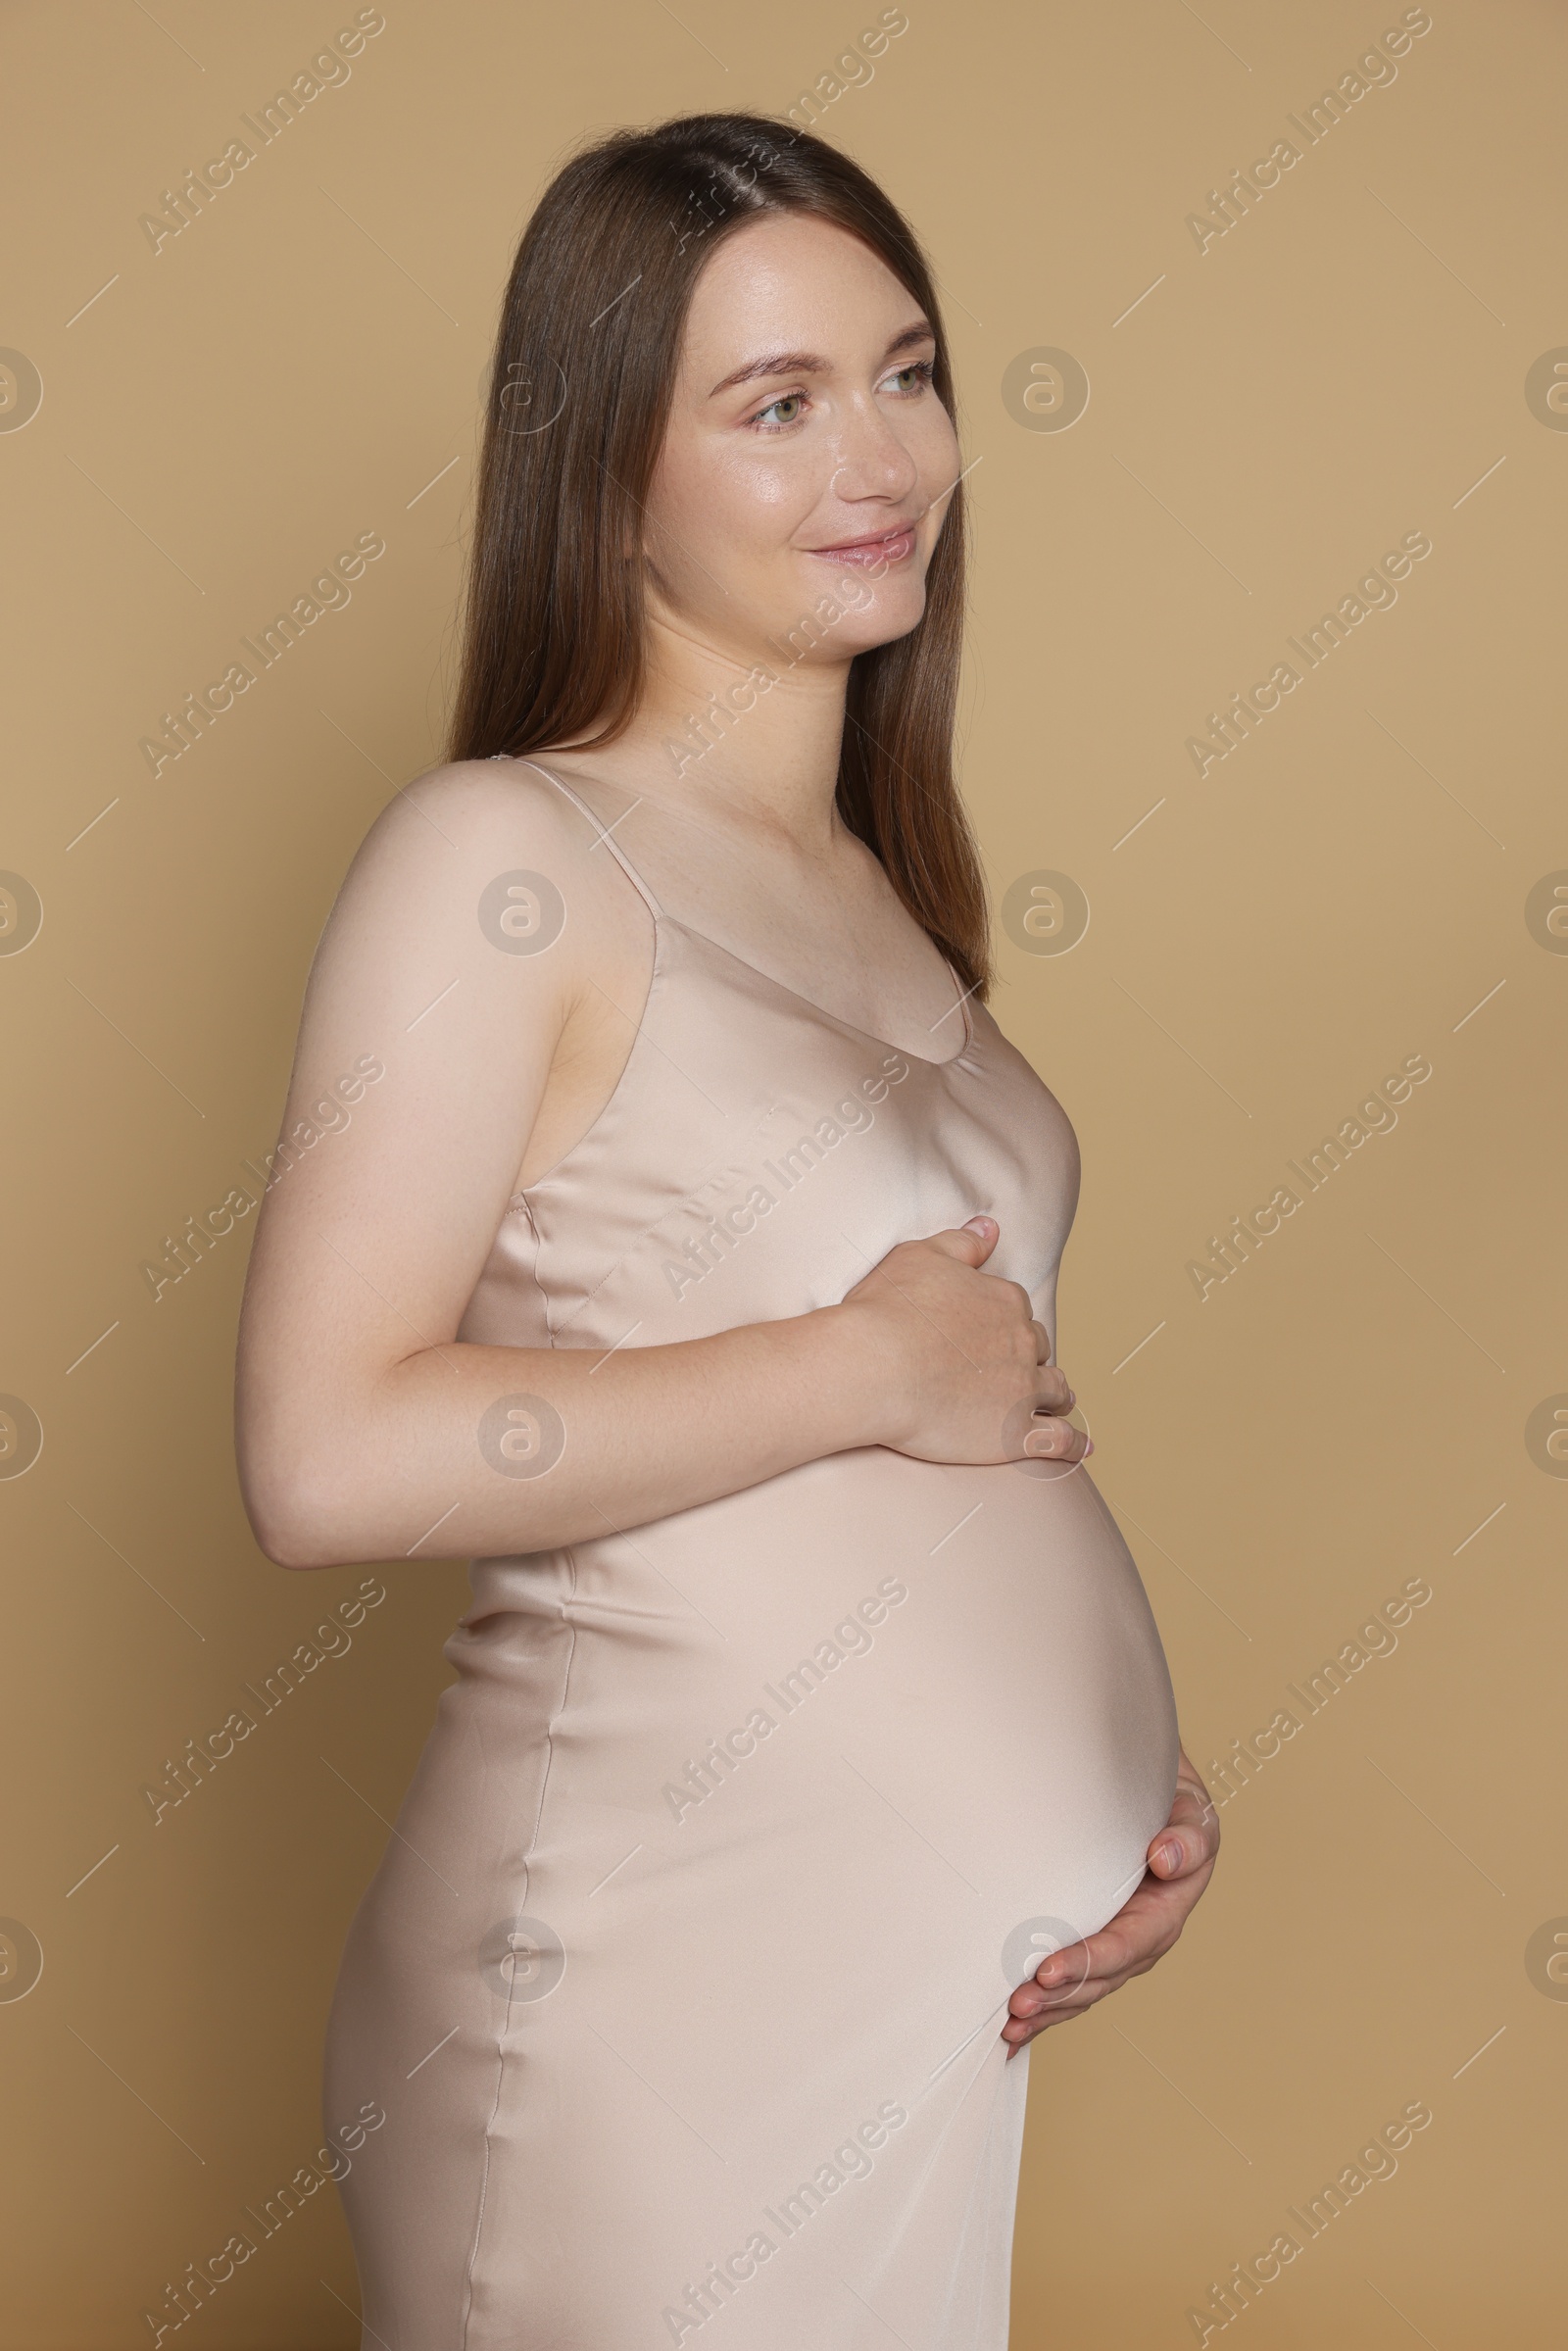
[709,447,818,544]
[765,461,828,521]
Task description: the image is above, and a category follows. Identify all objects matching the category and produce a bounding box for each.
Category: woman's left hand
[1001,1750,1219,2054]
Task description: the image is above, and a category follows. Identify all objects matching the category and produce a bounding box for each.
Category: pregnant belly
[675,1449,1174,1944]
[453,1445,1179,2040]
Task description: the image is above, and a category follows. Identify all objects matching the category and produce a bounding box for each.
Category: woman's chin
[839,605,929,658]
[762,597,928,666]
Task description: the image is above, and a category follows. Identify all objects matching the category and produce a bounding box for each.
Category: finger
[1149,1791,1221,1876]
[1047,1886,1190,1984]
[1010,1964,1110,2017]
[1003,1978,1114,2041]
[923,1215,998,1267]
[1169,1773,1219,1829]
[1031,1335,1071,1407]
[1172,1755,1219,1829]
[1149,1830,1207,1877]
[1005,1989,1102,2035]
[1018,1414,1090,1462]
[1006,1939,1097,2017]
[1012,1899,1178,2010]
[1004,1994,1104,2045]
[1002,2000,1099,2048]
[1032,1938,1094,2002]
[1176,1789,1222,1852]
[1008,1948,1151,2033]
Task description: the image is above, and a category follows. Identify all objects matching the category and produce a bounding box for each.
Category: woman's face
[641,211,961,670]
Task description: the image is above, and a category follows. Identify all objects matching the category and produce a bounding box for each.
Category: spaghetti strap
[508,755,664,920]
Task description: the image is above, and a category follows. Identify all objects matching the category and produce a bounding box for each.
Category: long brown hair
[447,111,991,1000]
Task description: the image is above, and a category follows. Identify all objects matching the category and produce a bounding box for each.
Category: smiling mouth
[806,524,917,567]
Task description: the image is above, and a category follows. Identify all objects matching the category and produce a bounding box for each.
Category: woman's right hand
[840,1215,1090,1467]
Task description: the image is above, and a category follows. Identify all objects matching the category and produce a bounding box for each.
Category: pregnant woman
[236,112,1217,2350]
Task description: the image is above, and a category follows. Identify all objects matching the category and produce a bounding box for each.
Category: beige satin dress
[322,760,1179,2348]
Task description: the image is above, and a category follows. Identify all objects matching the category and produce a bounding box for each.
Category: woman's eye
[753,392,807,430]
[749,360,933,431]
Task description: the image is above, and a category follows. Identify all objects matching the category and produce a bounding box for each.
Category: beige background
[2,1,1563,2342]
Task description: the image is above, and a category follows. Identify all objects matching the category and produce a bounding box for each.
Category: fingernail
[1154,1840,1179,1871]
[963,1215,996,1235]
[1084,1438,1095,1456]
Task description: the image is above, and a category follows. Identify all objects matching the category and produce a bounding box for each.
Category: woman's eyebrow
[708,319,935,398]
[710,348,828,396]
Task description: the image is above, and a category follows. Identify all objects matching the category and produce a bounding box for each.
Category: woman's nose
[825,394,920,504]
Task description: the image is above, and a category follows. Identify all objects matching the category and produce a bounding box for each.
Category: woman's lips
[806,525,916,568]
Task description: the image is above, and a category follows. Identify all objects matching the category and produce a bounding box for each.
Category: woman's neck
[551,612,854,856]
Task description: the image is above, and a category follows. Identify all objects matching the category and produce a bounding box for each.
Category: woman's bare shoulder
[334,756,652,947]
[365,754,598,862]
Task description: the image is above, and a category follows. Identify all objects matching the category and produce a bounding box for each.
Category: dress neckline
[662,913,976,1072]
[507,754,977,1073]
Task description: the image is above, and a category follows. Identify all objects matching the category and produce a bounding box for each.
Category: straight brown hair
[447,111,992,1000]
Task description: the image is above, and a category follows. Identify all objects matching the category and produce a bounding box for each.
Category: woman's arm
[235,764,1080,1570]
